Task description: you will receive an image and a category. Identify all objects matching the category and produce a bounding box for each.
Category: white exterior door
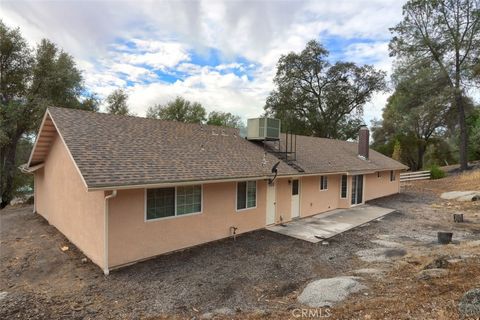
[266,182,276,225]
[291,179,300,218]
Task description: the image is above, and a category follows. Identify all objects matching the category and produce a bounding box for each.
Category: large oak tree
[264,40,386,140]
[105,89,131,116]
[0,21,94,208]
[390,0,480,170]
[372,61,451,170]
[146,96,206,123]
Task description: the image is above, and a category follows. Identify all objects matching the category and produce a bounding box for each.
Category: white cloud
[127,66,264,119]
[2,0,412,123]
[120,40,190,70]
[344,42,392,72]
[110,63,158,82]
[343,41,394,126]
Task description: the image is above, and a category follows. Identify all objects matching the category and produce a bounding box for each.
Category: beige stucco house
[22,107,407,274]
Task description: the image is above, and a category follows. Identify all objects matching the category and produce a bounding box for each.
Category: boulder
[297,276,366,307]
[424,256,450,269]
[416,268,448,280]
[352,268,384,277]
[356,247,406,263]
[459,288,480,317]
[200,307,234,319]
[458,194,480,202]
[440,191,480,201]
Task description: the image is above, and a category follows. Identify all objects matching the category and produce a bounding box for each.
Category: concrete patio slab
[266,205,395,243]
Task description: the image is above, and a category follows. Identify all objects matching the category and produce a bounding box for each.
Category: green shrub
[429,165,446,179]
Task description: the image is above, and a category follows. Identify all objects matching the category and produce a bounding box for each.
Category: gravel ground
[1,179,479,319]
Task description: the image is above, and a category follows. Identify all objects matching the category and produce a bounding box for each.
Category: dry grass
[458,170,480,186]
[332,258,480,320]
[328,240,480,320]
[412,169,480,194]
[232,246,480,320]
[404,170,480,217]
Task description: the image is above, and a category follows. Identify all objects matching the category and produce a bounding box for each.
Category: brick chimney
[358,125,369,160]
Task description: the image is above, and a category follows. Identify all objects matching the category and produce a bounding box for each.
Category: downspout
[104,190,117,275]
[33,176,36,214]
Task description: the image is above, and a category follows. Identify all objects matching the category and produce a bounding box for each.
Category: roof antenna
[268,161,280,185]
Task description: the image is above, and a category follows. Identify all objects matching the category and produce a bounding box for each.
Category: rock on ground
[200,307,234,319]
[370,240,404,248]
[356,247,407,262]
[459,288,480,317]
[424,256,450,269]
[440,191,480,201]
[297,276,366,307]
[352,268,384,277]
[466,240,480,247]
[416,268,448,280]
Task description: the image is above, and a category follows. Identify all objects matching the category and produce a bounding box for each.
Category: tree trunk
[0,147,5,199]
[0,138,19,209]
[417,142,427,170]
[456,91,468,171]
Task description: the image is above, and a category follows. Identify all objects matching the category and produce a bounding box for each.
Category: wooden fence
[400,170,431,182]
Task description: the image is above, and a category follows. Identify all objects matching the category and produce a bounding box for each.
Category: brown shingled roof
[274,134,408,174]
[43,107,298,189]
[27,107,407,190]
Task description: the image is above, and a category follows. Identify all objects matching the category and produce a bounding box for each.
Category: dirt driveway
[1,171,479,319]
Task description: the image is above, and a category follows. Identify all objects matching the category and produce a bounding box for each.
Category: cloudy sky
[2,0,407,124]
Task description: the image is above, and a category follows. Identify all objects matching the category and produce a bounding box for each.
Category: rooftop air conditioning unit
[246,118,281,140]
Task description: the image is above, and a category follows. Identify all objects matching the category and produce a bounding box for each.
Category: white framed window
[320,176,328,190]
[390,170,396,182]
[145,185,202,221]
[292,179,299,195]
[340,175,348,198]
[237,181,257,211]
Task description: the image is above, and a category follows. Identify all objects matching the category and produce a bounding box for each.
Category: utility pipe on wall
[103,190,117,275]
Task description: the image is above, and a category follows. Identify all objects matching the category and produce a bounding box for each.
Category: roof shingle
[46,107,298,189]
[272,134,408,174]
[30,107,407,189]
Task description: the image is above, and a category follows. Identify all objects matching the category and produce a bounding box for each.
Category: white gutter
[103,190,117,275]
[87,171,352,192]
[87,168,408,192]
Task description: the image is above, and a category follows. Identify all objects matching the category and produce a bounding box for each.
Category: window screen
[176,185,202,215]
[237,181,256,210]
[292,180,299,195]
[146,188,175,220]
[146,185,202,220]
[320,176,328,190]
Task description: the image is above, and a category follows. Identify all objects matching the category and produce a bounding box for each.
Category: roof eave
[85,166,408,192]
[26,108,90,191]
[86,174,274,191]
